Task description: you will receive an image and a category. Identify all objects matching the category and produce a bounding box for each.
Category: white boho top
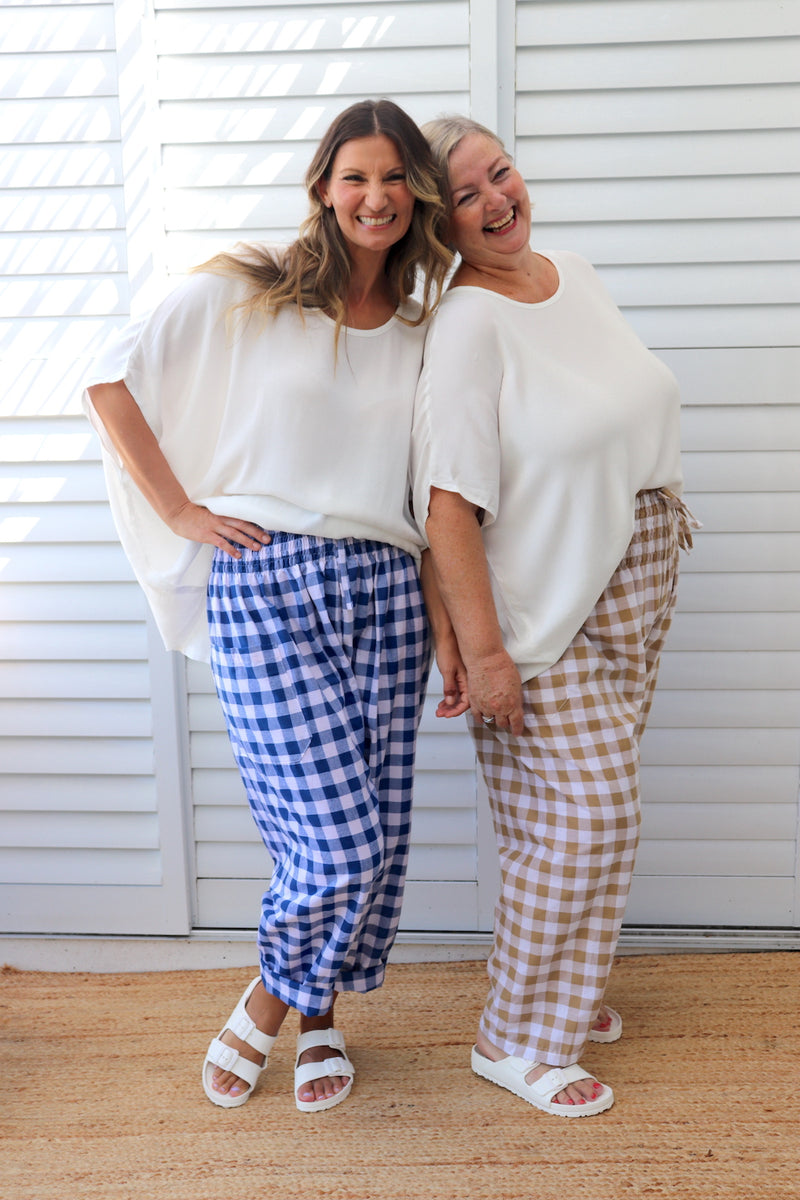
[411,250,684,682]
[84,269,427,660]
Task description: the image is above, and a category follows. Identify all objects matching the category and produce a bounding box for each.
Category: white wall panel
[2,0,797,942]
[516,0,800,928]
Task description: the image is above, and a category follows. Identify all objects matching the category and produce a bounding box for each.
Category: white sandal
[202,977,276,1108]
[295,1028,354,1113]
[471,1046,614,1117]
[588,1005,623,1043]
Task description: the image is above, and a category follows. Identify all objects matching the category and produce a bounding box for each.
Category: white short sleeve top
[411,250,684,681]
[84,268,427,660]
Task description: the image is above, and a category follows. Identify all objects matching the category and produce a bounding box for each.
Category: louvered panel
[683,453,800,492]
[0,622,147,660]
[0,462,112,502]
[648,689,800,729]
[637,839,796,877]
[534,218,800,266]
[677,574,800,613]
[0,846,161,887]
[156,1,468,52]
[657,653,800,690]
[641,728,800,767]
[1,543,134,582]
[517,38,800,91]
[517,0,800,43]
[0,660,149,700]
[641,765,799,805]
[0,501,118,540]
[665,612,800,653]
[159,47,466,99]
[159,93,468,143]
[0,318,124,359]
[641,802,796,840]
[626,876,794,925]
[518,129,800,180]
[0,698,151,737]
[0,277,128,318]
[0,736,153,774]
[0,190,125,233]
[0,5,114,53]
[681,407,800,450]
[0,51,117,99]
[0,98,120,143]
[517,85,800,135]
[0,147,122,190]
[515,0,798,933]
[0,773,155,812]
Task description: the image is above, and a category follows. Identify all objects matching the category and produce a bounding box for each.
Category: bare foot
[211,980,286,1100]
[296,1013,350,1106]
[592,1005,615,1036]
[475,1030,604,1108]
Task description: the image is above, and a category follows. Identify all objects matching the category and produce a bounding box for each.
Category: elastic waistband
[212,531,407,574]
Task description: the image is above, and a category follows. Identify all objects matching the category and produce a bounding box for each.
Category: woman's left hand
[434,638,470,718]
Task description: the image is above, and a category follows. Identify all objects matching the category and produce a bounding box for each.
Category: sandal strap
[295,1054,354,1088]
[296,1027,347,1058]
[529,1063,593,1103]
[226,1003,276,1058]
[205,1037,265,1088]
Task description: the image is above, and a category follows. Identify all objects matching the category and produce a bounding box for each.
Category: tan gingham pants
[471,489,694,1066]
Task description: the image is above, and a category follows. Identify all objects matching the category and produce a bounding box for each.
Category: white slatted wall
[0,0,191,934]
[150,0,476,931]
[515,0,800,925]
[2,0,798,942]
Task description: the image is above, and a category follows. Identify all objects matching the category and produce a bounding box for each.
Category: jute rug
[2,953,798,1200]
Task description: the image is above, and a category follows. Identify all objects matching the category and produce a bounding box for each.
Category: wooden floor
[2,953,798,1200]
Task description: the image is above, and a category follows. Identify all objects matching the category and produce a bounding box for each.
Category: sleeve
[80,274,235,661]
[411,292,504,536]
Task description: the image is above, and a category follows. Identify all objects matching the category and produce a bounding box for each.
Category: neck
[344,249,396,327]
[453,247,556,303]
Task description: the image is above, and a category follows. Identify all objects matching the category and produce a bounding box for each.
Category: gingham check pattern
[207,533,430,1015]
[472,490,688,1064]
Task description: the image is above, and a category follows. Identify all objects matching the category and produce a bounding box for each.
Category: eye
[386,172,407,183]
[493,166,511,182]
[454,191,476,207]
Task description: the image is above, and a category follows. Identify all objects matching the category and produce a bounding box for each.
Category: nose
[365,179,388,210]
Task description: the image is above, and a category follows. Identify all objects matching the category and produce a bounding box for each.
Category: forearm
[87,380,190,523]
[424,488,505,667]
[425,486,524,732]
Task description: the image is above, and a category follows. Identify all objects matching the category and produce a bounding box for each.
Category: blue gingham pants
[207,533,430,1015]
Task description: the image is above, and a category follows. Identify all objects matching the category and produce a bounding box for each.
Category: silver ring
[481,715,496,726]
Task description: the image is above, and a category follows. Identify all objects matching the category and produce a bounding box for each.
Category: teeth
[358,215,395,227]
[485,209,515,232]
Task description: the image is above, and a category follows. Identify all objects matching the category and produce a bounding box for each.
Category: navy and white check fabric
[207,532,430,1015]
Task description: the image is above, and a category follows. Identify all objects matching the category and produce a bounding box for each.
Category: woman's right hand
[467,648,525,735]
[166,500,271,558]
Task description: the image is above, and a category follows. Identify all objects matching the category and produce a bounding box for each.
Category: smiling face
[446,132,532,266]
[317,134,416,261]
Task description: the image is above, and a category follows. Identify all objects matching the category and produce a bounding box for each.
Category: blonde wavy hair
[195,100,452,339]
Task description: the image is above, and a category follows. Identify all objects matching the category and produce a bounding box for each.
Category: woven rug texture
[2,953,798,1200]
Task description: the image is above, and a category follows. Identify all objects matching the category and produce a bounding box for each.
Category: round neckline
[311,308,399,335]
[448,252,563,310]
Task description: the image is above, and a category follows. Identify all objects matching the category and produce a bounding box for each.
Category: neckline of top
[447,252,564,310]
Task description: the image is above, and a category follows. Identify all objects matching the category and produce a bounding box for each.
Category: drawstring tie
[657,488,702,552]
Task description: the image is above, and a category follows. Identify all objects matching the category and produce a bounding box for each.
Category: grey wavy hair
[420,115,507,215]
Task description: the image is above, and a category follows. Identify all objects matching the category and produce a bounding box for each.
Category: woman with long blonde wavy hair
[85,99,466,1116]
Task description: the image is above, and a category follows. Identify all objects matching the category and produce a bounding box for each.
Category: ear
[317,179,332,208]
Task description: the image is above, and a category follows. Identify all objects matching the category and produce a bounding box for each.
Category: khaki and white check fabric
[472,490,691,1065]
